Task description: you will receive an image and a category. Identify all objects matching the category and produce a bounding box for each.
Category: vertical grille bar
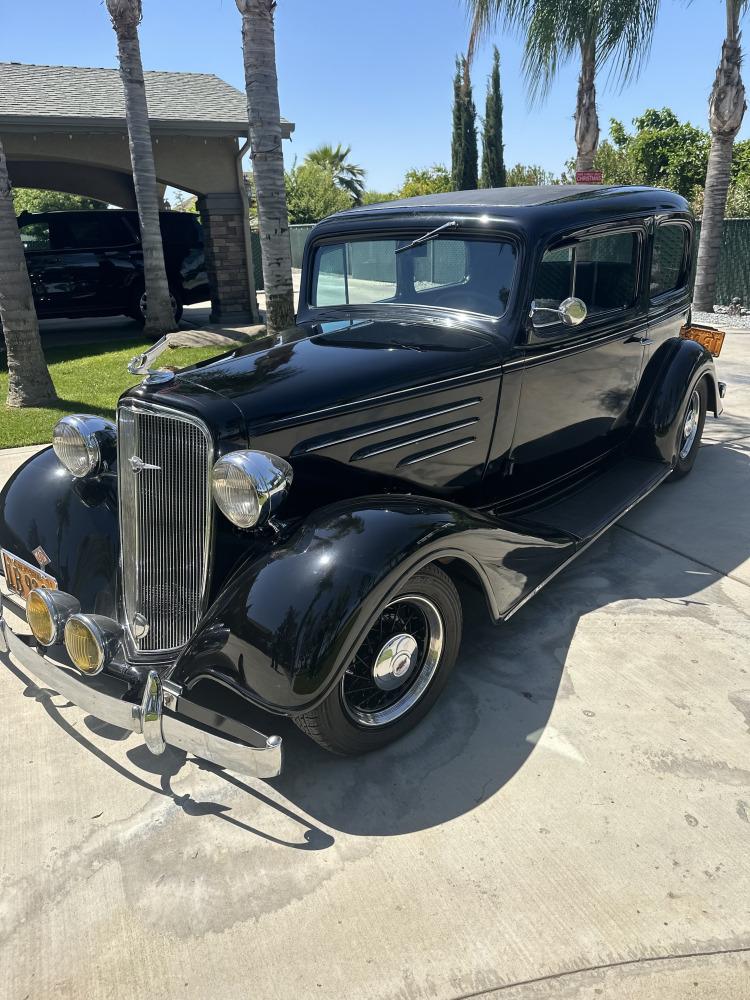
[118,401,213,654]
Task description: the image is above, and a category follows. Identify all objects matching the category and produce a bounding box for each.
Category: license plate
[1,549,58,601]
[681,324,726,357]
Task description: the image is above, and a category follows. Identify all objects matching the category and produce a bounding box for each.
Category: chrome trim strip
[399,437,476,466]
[118,400,214,657]
[352,418,479,461]
[0,617,282,779]
[300,397,482,453]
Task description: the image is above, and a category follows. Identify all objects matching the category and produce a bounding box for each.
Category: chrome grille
[118,401,213,654]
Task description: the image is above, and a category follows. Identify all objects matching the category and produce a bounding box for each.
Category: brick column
[197,192,257,324]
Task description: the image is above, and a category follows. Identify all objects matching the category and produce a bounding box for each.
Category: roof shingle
[0,62,293,137]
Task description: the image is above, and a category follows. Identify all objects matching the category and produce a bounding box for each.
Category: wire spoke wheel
[341,594,445,728]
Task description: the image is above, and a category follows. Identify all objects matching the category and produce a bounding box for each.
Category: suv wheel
[131,285,183,327]
[294,564,462,755]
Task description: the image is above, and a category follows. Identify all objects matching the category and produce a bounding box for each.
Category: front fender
[172,496,576,715]
[0,448,120,616]
[632,337,720,463]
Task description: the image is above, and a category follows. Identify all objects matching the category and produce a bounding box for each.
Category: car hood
[163,314,503,437]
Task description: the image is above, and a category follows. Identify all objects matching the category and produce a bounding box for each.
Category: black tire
[669,377,708,481]
[294,564,462,755]
[130,283,183,327]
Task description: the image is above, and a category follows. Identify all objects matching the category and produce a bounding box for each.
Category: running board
[500,458,671,620]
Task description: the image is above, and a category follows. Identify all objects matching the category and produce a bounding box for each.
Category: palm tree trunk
[236,0,295,336]
[693,2,747,312]
[575,37,599,173]
[0,135,56,407]
[106,0,176,337]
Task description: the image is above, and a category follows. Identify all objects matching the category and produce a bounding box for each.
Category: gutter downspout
[236,137,261,325]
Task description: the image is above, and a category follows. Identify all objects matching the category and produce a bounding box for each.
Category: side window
[18,220,50,250]
[534,231,639,328]
[51,214,132,250]
[650,223,689,299]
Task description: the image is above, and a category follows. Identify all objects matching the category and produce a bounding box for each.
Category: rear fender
[172,496,576,715]
[631,337,720,464]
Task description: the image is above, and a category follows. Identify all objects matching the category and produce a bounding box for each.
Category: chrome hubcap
[372,633,419,690]
[679,389,701,460]
[341,594,445,728]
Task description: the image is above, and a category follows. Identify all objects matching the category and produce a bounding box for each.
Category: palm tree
[466,0,661,173]
[236,0,295,335]
[305,144,366,205]
[0,135,57,407]
[105,0,176,337]
[693,1,748,313]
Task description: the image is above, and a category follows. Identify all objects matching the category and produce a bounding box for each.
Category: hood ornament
[127,334,178,386]
[129,455,161,474]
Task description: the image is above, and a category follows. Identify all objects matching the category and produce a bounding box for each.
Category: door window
[650,223,689,299]
[533,231,639,328]
[51,214,133,250]
[19,220,50,250]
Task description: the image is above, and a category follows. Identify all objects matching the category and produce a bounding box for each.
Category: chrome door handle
[626,335,653,345]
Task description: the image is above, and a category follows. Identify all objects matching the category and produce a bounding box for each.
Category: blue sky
[1,0,746,193]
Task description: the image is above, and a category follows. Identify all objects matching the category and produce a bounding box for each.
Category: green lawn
[0,337,225,448]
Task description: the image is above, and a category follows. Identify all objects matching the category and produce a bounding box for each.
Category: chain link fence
[251,221,750,307]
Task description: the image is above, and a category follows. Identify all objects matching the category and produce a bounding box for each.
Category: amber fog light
[64,614,122,676]
[27,588,81,647]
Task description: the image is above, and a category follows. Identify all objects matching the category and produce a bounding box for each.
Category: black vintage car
[16,208,209,325]
[0,185,726,779]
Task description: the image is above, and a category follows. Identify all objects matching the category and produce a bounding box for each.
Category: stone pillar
[197,192,257,324]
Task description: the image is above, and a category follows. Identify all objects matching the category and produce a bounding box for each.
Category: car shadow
[2,439,747,844]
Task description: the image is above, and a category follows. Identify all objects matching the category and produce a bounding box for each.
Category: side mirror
[531,296,588,328]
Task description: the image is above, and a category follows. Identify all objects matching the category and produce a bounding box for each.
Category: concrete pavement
[0,335,749,999]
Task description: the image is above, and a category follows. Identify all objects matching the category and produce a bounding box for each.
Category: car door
[507,224,648,494]
[18,215,64,317]
[49,213,136,315]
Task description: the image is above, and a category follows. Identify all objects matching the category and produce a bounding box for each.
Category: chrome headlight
[211,451,293,529]
[64,613,123,675]
[27,588,81,647]
[52,415,116,478]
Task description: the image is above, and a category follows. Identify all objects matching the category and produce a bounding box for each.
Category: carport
[0,62,294,323]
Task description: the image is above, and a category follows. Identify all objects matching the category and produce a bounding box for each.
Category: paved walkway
[0,336,749,999]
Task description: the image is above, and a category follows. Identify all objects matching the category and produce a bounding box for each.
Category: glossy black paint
[0,185,724,728]
[17,209,208,321]
[171,497,576,714]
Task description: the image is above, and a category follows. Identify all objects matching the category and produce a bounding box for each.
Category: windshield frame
[301,224,523,328]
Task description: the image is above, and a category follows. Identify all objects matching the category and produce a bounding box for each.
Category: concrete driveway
[1,334,749,1000]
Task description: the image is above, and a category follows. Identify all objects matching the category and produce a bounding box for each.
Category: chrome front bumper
[0,608,282,779]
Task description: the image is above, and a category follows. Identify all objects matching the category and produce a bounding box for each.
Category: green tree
[505,163,558,185]
[0,137,57,407]
[481,46,506,187]
[399,164,453,198]
[106,0,177,336]
[361,190,396,205]
[694,0,749,311]
[285,162,351,223]
[451,57,478,190]
[12,189,104,214]
[467,0,662,172]
[305,144,366,205]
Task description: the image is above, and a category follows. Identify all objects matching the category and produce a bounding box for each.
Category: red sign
[576,170,603,184]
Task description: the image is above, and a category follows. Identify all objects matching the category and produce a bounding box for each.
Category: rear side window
[534,231,639,323]
[650,223,689,298]
[51,214,134,250]
[19,220,50,250]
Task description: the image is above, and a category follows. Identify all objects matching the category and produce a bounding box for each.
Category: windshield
[310,235,517,317]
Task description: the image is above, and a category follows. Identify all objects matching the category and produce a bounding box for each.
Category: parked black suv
[17,209,210,325]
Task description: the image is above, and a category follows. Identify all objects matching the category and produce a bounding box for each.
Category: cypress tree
[481,47,506,189]
[451,57,478,191]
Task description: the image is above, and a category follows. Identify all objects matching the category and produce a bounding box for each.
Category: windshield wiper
[394,220,458,254]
